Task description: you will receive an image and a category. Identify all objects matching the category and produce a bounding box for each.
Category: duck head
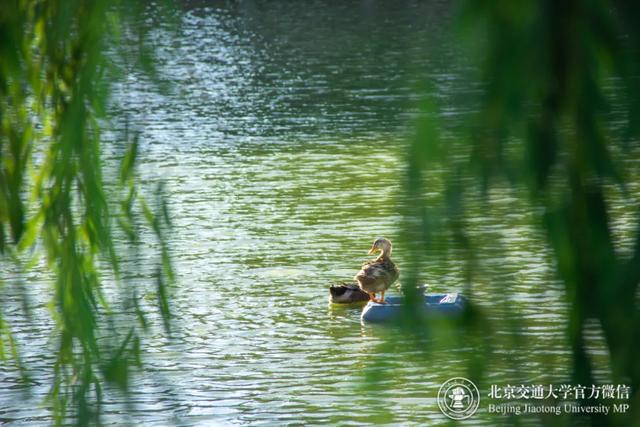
[367,237,392,258]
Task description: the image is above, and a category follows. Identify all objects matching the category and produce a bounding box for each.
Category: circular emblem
[438,377,480,420]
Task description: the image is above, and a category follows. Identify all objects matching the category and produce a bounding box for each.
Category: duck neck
[377,247,391,261]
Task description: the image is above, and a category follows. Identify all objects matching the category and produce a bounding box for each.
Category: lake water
[2,1,636,425]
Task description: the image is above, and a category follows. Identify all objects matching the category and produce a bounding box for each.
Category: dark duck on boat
[329,282,370,304]
[354,237,399,303]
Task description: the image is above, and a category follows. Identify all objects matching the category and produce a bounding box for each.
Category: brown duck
[354,237,399,303]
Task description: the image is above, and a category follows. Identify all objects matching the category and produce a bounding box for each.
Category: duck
[354,237,399,303]
[329,282,370,304]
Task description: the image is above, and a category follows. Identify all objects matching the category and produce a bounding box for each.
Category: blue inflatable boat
[361,293,467,324]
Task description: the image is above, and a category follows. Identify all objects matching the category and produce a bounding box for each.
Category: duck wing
[354,258,399,291]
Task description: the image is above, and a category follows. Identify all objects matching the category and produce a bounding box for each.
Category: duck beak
[367,245,377,255]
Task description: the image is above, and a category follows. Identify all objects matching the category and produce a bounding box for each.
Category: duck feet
[368,291,387,304]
